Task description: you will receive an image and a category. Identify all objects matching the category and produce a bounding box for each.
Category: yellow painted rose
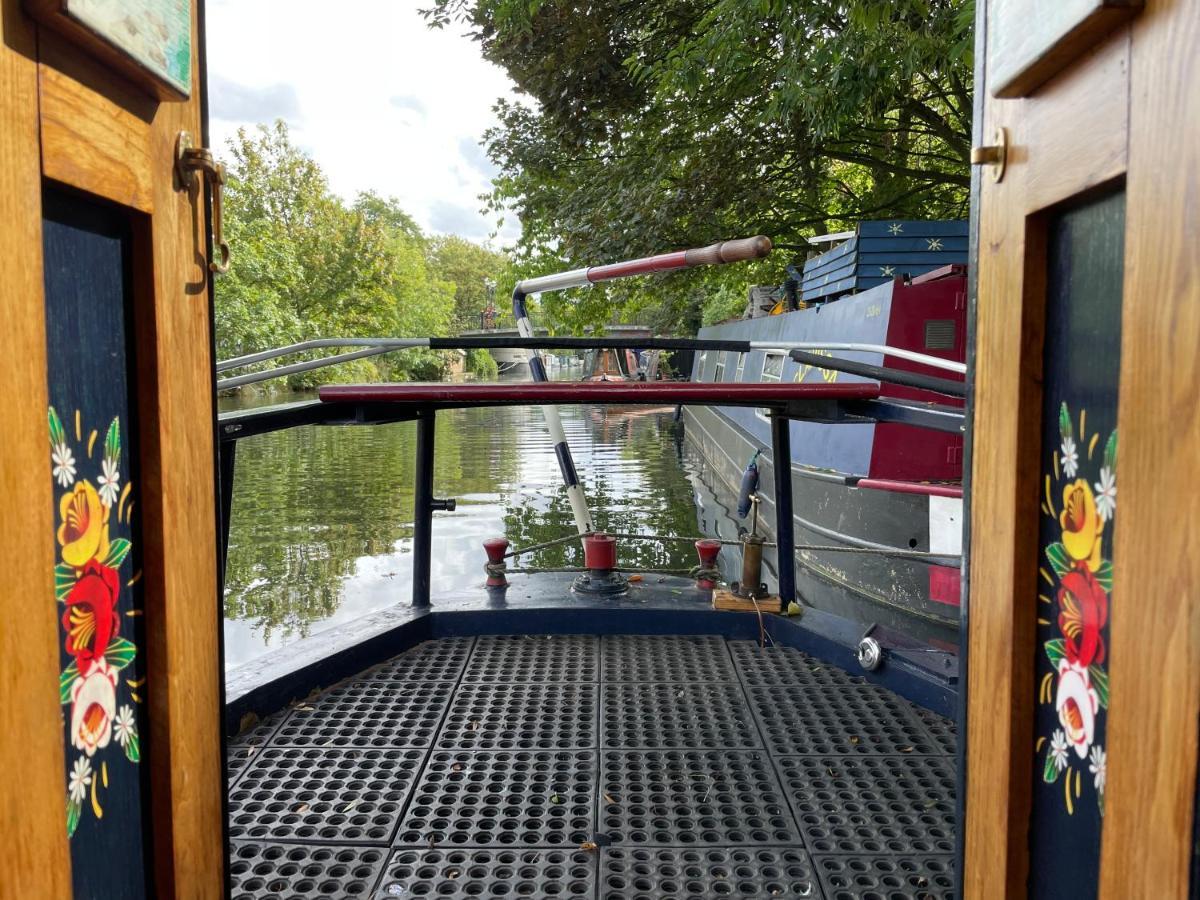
[1060,478,1103,570]
[57,481,110,568]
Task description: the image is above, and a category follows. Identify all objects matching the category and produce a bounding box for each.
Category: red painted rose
[1057,567,1108,668]
[63,561,120,663]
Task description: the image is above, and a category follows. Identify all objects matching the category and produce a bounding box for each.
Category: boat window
[696,351,708,380]
[761,352,784,382]
[714,351,727,382]
[735,352,746,381]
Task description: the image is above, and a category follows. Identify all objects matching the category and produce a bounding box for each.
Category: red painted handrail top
[854,477,963,499]
[318,381,880,407]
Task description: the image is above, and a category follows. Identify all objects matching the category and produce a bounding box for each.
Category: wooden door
[0,1,224,897]
[967,1,1200,897]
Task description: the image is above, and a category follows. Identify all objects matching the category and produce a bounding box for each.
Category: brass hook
[175,131,232,274]
[970,127,1008,183]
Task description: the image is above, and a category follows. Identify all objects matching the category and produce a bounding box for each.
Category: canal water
[221,393,711,671]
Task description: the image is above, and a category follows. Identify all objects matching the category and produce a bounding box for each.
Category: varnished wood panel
[966,24,1131,900]
[1100,0,1200,895]
[0,2,74,897]
[988,0,1140,97]
[39,50,154,213]
[133,2,225,893]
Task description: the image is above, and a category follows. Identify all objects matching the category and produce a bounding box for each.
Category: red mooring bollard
[694,539,721,589]
[582,533,617,571]
[483,537,510,586]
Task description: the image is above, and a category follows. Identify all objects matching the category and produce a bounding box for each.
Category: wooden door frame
[966,0,1200,896]
[0,0,226,896]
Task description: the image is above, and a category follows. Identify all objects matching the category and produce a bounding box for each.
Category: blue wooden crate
[801,220,967,303]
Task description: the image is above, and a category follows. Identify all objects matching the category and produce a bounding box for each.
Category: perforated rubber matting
[226,635,960,899]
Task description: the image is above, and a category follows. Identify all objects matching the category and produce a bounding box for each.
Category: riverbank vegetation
[216,121,511,389]
[424,0,974,333]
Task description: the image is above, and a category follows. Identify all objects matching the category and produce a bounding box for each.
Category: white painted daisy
[113,704,136,748]
[98,457,121,508]
[1061,435,1079,478]
[1089,745,1107,794]
[1094,466,1116,521]
[52,442,76,488]
[1050,729,1070,772]
[67,756,92,804]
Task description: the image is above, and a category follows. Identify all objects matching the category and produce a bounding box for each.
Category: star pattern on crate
[927,237,944,250]
[880,265,897,277]
[888,222,904,234]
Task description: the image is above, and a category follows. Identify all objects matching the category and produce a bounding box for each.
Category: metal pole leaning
[511,235,773,537]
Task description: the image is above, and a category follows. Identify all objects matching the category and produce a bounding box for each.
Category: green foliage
[216,121,506,391]
[466,347,500,379]
[426,235,510,330]
[423,0,973,331]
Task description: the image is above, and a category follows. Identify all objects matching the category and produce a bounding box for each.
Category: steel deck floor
[226,635,958,899]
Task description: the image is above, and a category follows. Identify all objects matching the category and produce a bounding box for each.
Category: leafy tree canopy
[424,0,973,332]
[217,121,513,388]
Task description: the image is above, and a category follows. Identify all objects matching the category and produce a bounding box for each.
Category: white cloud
[205,0,519,245]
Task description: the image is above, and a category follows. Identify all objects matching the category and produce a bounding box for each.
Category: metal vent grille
[924,319,956,349]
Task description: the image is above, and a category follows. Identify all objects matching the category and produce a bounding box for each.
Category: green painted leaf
[55,563,77,601]
[48,406,66,447]
[1045,542,1071,578]
[104,417,121,462]
[1058,402,1073,441]
[1045,639,1067,670]
[1094,560,1113,593]
[105,637,137,672]
[66,796,81,838]
[1043,747,1061,783]
[1090,665,1109,710]
[124,729,141,764]
[60,661,79,704]
[1103,429,1118,471]
[104,538,132,569]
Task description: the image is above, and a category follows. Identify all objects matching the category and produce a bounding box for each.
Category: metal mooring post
[412,408,435,609]
[771,412,796,607]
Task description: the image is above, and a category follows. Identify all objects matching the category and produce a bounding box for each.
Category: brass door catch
[175,131,231,274]
[970,127,1008,183]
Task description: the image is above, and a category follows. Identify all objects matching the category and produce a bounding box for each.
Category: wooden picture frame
[23,0,191,100]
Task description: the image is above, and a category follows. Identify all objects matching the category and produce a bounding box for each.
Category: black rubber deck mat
[814,853,957,899]
[437,682,598,750]
[228,747,424,843]
[778,754,957,855]
[374,848,598,899]
[393,749,596,847]
[728,640,870,688]
[227,711,287,787]
[361,637,474,684]
[748,684,941,756]
[599,749,799,846]
[911,703,959,756]
[601,682,761,749]
[599,846,820,899]
[272,681,453,749]
[601,634,736,682]
[462,633,599,682]
[229,841,387,899]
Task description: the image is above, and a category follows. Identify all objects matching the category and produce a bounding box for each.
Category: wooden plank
[0,1,74,896]
[1100,0,1200,895]
[38,39,155,213]
[988,0,1141,97]
[134,0,225,890]
[712,590,782,614]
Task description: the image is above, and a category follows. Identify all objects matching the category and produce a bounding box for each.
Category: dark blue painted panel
[43,189,152,900]
[1027,191,1124,899]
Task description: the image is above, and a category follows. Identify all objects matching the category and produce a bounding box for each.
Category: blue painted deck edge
[225,588,958,732]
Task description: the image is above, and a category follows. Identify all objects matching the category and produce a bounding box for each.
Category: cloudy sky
[205,0,520,244]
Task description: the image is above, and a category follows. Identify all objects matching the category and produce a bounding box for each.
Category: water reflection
[221,394,701,670]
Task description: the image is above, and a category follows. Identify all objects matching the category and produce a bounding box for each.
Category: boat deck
[226,634,958,899]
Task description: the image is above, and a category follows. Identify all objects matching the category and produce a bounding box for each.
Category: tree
[216,121,467,389]
[424,0,974,332]
[425,234,511,331]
